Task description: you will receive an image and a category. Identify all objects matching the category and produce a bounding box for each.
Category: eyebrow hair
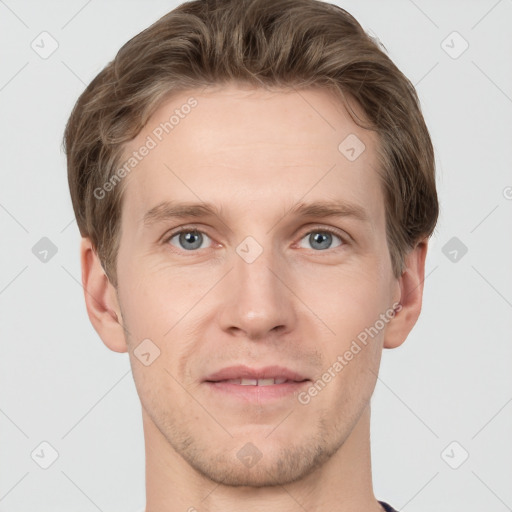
[142,199,370,227]
[143,201,224,226]
[287,200,369,223]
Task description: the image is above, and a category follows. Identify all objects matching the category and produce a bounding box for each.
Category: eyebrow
[142,199,370,227]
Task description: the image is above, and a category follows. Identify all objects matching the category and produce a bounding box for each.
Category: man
[63,0,438,510]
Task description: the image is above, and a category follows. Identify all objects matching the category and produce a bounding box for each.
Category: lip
[203,365,309,383]
[203,365,310,403]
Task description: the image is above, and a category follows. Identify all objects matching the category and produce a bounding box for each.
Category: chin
[176,432,339,488]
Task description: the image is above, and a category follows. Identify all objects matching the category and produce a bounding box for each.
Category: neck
[143,404,383,512]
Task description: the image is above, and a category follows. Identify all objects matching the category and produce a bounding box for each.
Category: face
[113,84,401,486]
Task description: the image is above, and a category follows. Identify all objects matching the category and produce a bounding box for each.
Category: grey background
[1,0,511,511]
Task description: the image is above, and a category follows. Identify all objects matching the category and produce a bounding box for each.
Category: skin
[81,83,428,512]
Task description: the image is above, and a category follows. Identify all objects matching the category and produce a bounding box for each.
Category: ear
[383,239,429,349]
[80,237,128,353]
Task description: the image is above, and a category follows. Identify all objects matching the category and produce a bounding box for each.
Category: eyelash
[162,225,349,252]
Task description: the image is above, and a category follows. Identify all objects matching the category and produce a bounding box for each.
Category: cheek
[299,264,388,398]
[117,267,203,375]
[117,261,189,335]
[316,327,382,417]
[298,264,385,336]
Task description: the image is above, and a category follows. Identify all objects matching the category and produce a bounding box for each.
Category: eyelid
[161,223,350,250]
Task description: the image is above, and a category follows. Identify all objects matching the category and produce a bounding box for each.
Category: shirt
[379,500,399,512]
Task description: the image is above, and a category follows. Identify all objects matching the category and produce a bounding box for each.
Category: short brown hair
[63,0,438,288]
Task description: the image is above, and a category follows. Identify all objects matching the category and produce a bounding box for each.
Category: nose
[217,241,297,341]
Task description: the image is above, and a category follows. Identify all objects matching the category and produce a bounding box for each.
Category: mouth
[203,365,310,402]
[213,377,304,386]
[203,364,309,384]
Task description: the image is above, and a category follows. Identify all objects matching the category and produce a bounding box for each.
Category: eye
[163,226,346,253]
[297,228,344,251]
[166,229,213,251]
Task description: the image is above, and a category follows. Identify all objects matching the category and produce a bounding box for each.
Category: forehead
[119,84,384,232]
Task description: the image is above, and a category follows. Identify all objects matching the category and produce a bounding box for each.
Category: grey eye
[169,230,212,251]
[298,231,343,251]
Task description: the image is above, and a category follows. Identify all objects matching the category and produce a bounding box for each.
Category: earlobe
[80,237,128,353]
[383,239,428,349]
